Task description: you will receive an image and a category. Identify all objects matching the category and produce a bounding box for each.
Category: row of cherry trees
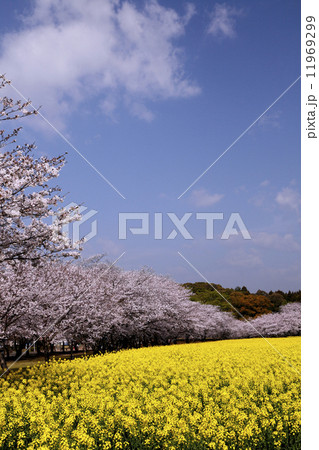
[0,258,229,357]
[0,258,301,361]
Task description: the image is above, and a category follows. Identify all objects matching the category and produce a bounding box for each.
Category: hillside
[183,282,301,319]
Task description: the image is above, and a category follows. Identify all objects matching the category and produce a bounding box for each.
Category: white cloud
[190,188,224,207]
[258,110,281,129]
[249,191,267,208]
[129,101,155,122]
[252,232,300,251]
[0,0,199,127]
[275,187,300,212]
[260,180,270,187]
[208,3,242,39]
[227,249,263,268]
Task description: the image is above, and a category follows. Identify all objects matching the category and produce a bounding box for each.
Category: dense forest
[183,282,301,319]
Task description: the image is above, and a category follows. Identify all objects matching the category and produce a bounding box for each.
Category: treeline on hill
[183,282,301,319]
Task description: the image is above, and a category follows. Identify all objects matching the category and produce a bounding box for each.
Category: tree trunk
[25,341,30,357]
[43,341,50,362]
[4,345,10,359]
[0,351,8,375]
[36,341,42,356]
[14,340,22,358]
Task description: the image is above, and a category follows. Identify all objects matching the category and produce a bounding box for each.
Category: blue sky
[0,0,300,292]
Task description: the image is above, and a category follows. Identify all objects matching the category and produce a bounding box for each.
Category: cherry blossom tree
[0,75,81,264]
[0,259,102,364]
[63,265,193,352]
[246,302,301,337]
[185,302,238,342]
[229,302,301,339]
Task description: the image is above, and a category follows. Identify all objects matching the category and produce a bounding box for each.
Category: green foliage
[183,282,301,319]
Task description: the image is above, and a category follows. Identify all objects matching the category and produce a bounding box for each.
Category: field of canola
[0,337,300,450]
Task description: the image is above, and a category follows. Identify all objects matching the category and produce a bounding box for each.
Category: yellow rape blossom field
[0,337,300,450]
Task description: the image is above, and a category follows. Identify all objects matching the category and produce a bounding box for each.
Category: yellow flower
[0,337,300,449]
